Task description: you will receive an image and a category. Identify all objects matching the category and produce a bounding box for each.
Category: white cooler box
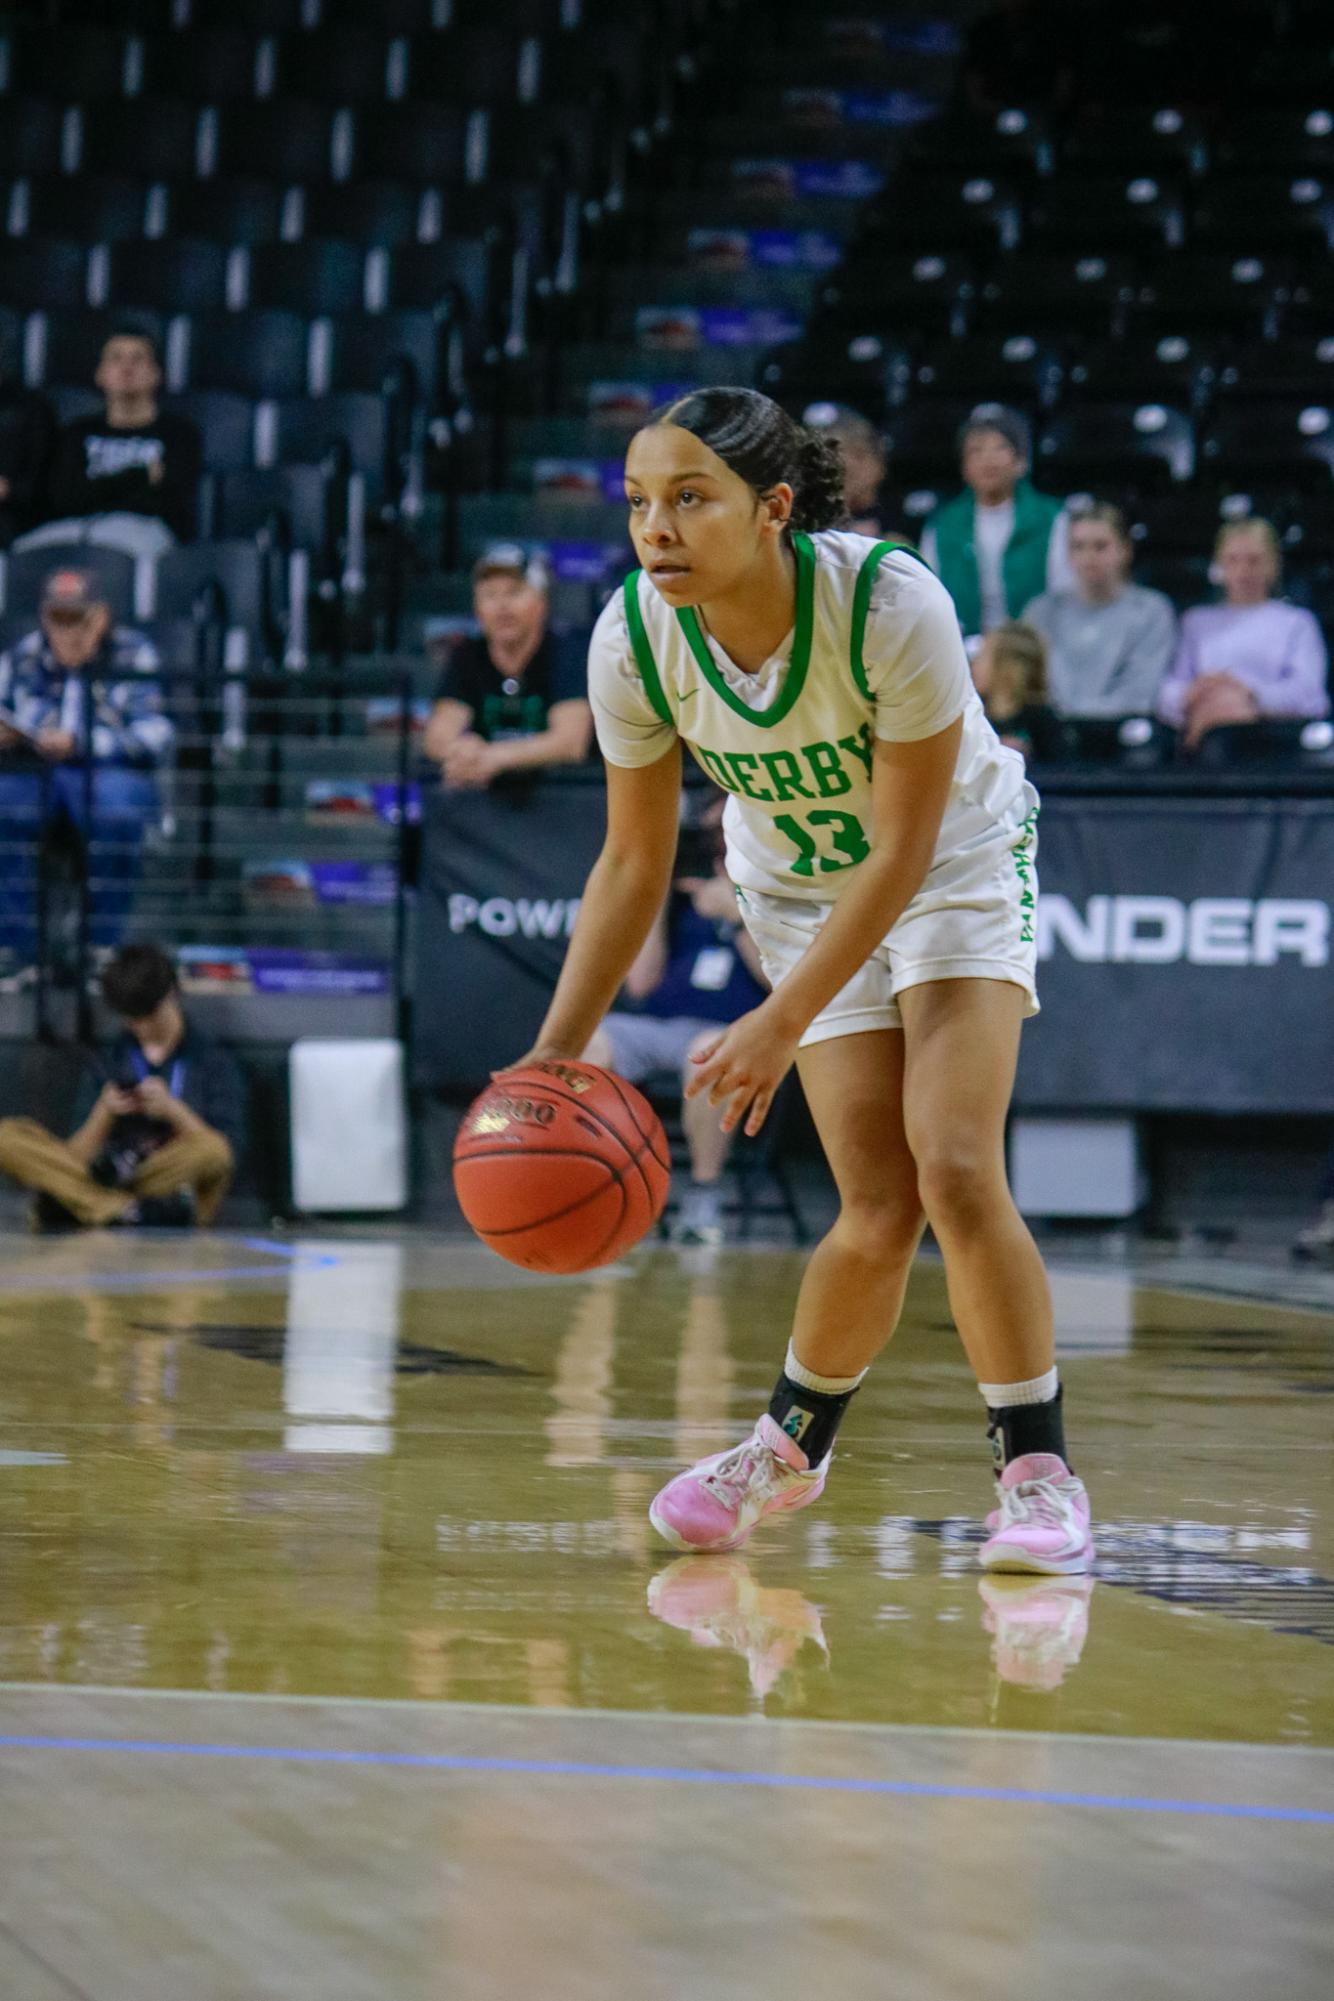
[289,1038,408,1213]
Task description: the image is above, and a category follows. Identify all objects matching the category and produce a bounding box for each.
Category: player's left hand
[685,1002,800,1137]
[443,734,496,788]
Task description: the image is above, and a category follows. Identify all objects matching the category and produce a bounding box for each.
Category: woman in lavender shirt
[1158,518,1329,752]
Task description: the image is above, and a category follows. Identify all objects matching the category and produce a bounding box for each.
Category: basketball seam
[600,1068,673,1173]
[466,1067,668,1217]
[454,1149,625,1237]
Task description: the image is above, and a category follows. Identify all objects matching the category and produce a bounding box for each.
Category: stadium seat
[178,0,311,29]
[756,333,908,429]
[1025,175,1185,254]
[164,390,257,474]
[296,181,432,250]
[0,102,65,181]
[134,28,266,102]
[348,105,471,186]
[904,108,1053,181]
[76,101,202,180]
[976,254,1138,336]
[883,401,981,488]
[321,0,451,26]
[0,27,130,100]
[401,30,525,104]
[1126,490,1239,553]
[818,253,977,339]
[908,332,1063,411]
[0,241,90,310]
[25,306,167,390]
[382,240,496,320]
[6,175,150,244]
[1191,174,1334,255]
[243,241,371,317]
[208,103,340,183]
[1037,403,1195,493]
[179,310,310,398]
[1216,336,1334,403]
[1065,334,1219,413]
[160,179,289,247]
[1131,256,1291,338]
[153,538,268,642]
[1131,551,1214,608]
[864,172,1023,254]
[210,465,333,552]
[261,394,389,483]
[1216,107,1334,173]
[315,312,441,400]
[273,29,398,103]
[0,543,137,625]
[1058,105,1209,178]
[102,238,236,314]
[1201,403,1334,493]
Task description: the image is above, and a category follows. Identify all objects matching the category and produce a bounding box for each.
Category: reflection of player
[583,821,767,1245]
[647,1556,827,1702]
[504,386,1093,1577]
[979,1576,1094,1692]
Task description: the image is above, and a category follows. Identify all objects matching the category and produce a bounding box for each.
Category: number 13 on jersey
[773,809,871,878]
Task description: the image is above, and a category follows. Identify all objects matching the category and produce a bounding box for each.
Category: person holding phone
[0,942,243,1231]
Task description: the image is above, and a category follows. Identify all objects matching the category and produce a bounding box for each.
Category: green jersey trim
[850,539,922,700]
[621,571,674,727]
[672,529,818,730]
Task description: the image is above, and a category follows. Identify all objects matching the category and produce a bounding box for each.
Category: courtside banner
[415,780,607,1090]
[1016,795,1334,1113]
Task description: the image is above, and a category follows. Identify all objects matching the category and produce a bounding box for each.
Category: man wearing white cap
[424,545,592,788]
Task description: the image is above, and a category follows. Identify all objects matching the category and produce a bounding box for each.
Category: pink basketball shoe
[978,1452,1094,1575]
[648,1415,829,1553]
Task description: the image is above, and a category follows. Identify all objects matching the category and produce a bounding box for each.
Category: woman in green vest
[921,405,1072,638]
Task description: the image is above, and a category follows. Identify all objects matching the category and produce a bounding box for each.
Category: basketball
[453,1059,672,1273]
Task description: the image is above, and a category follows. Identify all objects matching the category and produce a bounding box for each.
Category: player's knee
[196,1133,234,1177]
[837,1191,923,1267]
[0,1116,37,1165]
[914,1141,996,1231]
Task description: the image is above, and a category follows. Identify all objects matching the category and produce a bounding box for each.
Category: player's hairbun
[647,386,848,536]
[789,427,847,533]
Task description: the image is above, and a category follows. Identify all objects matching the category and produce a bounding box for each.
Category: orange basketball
[453,1059,672,1273]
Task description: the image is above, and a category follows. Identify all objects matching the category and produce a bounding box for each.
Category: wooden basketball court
[0,1231,1330,1998]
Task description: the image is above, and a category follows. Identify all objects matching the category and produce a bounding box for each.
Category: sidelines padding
[290,1036,407,1213]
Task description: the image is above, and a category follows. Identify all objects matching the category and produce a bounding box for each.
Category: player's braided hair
[650,386,846,533]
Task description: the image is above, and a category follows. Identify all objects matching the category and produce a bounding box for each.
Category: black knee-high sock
[767,1371,858,1466]
[987,1384,1070,1474]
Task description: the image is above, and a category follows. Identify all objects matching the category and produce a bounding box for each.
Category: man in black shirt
[45,324,200,547]
[424,545,592,787]
[0,942,243,1230]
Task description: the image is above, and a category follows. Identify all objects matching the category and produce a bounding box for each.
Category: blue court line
[0,1736,1328,1824]
[238,1239,340,1268]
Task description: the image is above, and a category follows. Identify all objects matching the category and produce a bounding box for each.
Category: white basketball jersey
[588,528,1033,902]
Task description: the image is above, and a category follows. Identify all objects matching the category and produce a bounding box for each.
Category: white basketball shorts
[737,805,1039,1047]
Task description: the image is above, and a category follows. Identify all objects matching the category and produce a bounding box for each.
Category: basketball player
[511,386,1092,1575]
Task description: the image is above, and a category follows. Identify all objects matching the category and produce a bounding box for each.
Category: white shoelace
[702,1440,782,1510]
[999,1474,1076,1534]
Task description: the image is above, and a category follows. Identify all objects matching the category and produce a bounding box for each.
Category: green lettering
[695,746,740,793]
[758,749,815,801]
[803,740,852,798]
[838,724,874,779]
[723,752,774,802]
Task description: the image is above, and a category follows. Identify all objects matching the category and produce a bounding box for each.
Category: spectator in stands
[970,620,1065,764]
[32,324,199,557]
[1024,503,1177,716]
[921,406,1073,639]
[961,0,1076,116]
[424,545,593,787]
[806,404,892,537]
[584,814,768,1246]
[1157,519,1330,752]
[0,330,55,548]
[0,567,171,970]
[0,942,242,1232]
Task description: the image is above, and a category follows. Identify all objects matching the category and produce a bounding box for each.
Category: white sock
[977,1367,1059,1409]
[784,1340,867,1397]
